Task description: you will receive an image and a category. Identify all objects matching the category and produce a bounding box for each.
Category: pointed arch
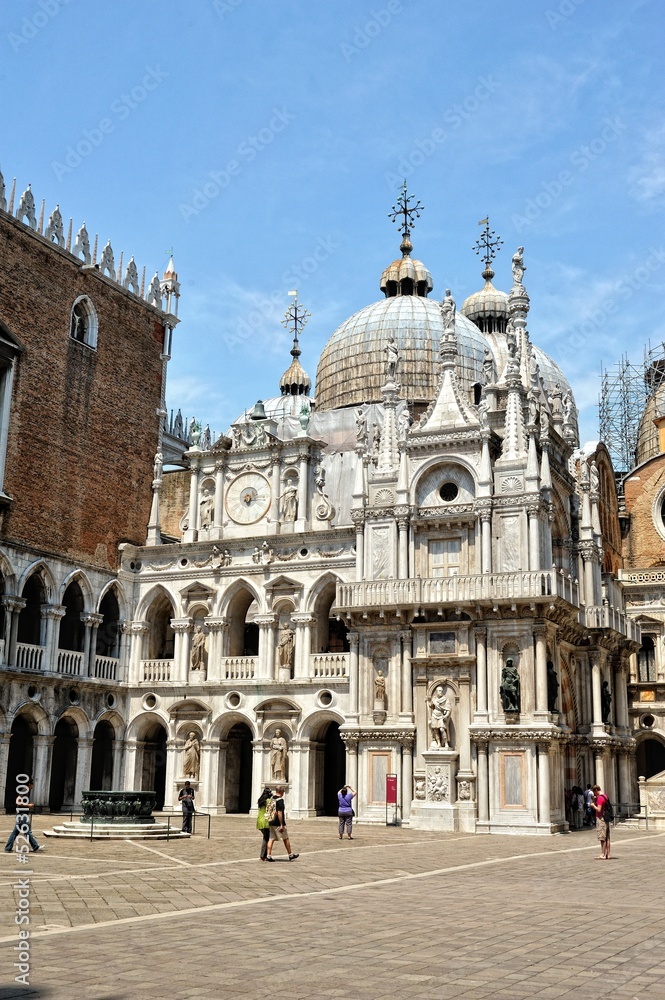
[97,579,129,620]
[0,547,17,592]
[59,569,94,609]
[17,560,56,602]
[307,572,349,653]
[136,583,178,622]
[218,577,263,617]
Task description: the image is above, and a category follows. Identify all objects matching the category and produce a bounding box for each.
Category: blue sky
[1,0,664,448]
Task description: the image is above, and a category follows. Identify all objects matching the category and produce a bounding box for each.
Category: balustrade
[57,649,84,675]
[310,653,348,678]
[223,656,256,680]
[93,655,118,681]
[16,643,44,671]
[141,658,173,683]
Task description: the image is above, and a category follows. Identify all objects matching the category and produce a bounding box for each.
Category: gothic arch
[305,572,344,613]
[126,710,172,742]
[90,709,126,739]
[17,561,56,602]
[297,708,345,741]
[97,580,129,620]
[59,569,94,609]
[218,578,263,617]
[136,583,179,622]
[411,456,478,507]
[0,548,17,592]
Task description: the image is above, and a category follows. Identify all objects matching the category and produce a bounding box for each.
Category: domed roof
[380,235,433,298]
[462,277,508,323]
[314,296,490,411]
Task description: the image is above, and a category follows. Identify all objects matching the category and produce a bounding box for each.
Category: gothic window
[638,636,656,683]
[429,538,461,577]
[69,296,98,348]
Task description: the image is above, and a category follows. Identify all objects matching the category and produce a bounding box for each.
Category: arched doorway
[313,580,349,653]
[146,594,175,660]
[59,581,85,651]
[4,716,37,811]
[90,720,115,791]
[636,737,665,780]
[312,720,345,816]
[227,589,259,657]
[141,722,167,810]
[225,723,253,813]
[49,717,79,811]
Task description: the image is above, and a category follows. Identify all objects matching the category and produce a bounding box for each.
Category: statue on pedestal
[374,669,386,704]
[500,659,521,713]
[601,681,612,724]
[269,728,288,781]
[278,624,295,671]
[428,686,452,749]
[190,626,207,671]
[281,484,298,522]
[183,732,201,780]
[547,661,559,713]
[199,489,214,529]
[384,337,400,381]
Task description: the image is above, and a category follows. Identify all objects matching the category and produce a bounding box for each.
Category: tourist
[591,784,611,860]
[4,778,45,853]
[572,786,585,829]
[178,780,195,834]
[256,786,273,860]
[584,783,595,826]
[337,784,356,840]
[266,785,298,862]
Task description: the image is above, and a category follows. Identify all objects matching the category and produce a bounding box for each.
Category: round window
[439,482,459,503]
[106,693,116,709]
[27,685,39,701]
[68,688,80,705]
[143,693,157,710]
[227,691,241,708]
[319,690,333,707]
[642,714,655,729]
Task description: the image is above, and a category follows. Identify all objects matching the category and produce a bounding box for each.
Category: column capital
[347,632,359,649]
[532,621,548,639]
[123,620,150,635]
[170,618,194,634]
[473,625,487,640]
[41,604,66,621]
[77,737,95,750]
[33,735,55,749]
[81,612,104,627]
[204,616,230,632]
[399,629,412,644]
[1,596,25,613]
[254,615,277,628]
[291,613,316,626]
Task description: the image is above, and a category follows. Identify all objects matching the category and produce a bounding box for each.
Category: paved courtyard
[0,815,664,999]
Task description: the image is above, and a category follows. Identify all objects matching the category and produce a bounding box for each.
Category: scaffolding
[599,342,665,475]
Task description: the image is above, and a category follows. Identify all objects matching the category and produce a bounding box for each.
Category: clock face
[225,472,271,524]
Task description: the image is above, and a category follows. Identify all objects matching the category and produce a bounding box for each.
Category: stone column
[348,632,359,724]
[345,738,359,799]
[397,517,409,579]
[474,626,488,718]
[111,739,125,789]
[31,735,54,809]
[217,740,229,812]
[297,449,310,526]
[163,738,178,808]
[594,748,605,789]
[615,663,630,732]
[477,742,489,823]
[213,458,226,533]
[198,739,215,812]
[401,737,414,821]
[204,618,226,682]
[399,629,413,721]
[270,452,282,524]
[0,734,12,809]
[534,622,548,719]
[457,674,472,773]
[81,612,103,677]
[2,597,25,666]
[42,605,66,672]
[183,455,200,543]
[255,616,276,679]
[537,741,551,826]
[122,739,139,790]
[73,737,94,805]
[591,654,604,735]
[171,619,193,683]
[480,512,492,574]
[618,751,632,811]
[528,504,541,572]
[292,614,314,679]
[353,513,364,578]
[127,622,149,684]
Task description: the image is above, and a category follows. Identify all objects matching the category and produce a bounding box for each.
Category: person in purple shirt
[337,784,356,840]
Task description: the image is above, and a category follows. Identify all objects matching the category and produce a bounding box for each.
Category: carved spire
[279,292,311,397]
[473,217,503,282]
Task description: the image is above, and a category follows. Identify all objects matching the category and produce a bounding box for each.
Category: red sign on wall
[386,774,398,804]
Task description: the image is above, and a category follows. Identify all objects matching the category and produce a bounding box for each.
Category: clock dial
[225,472,271,524]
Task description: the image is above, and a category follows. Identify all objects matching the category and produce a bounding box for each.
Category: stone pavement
[0,814,664,999]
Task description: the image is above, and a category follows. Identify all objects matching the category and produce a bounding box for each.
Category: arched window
[18,575,45,646]
[638,636,656,683]
[69,296,98,349]
[97,589,121,658]
[59,581,85,652]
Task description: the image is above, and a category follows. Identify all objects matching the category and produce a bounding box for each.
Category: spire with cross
[279,292,311,397]
[388,181,424,257]
[472,217,503,281]
[281,290,310,355]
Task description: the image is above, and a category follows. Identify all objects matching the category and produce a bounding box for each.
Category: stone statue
[199,489,214,529]
[483,347,494,384]
[372,424,381,455]
[281,483,298,522]
[428,685,452,749]
[506,325,517,358]
[222,548,232,566]
[478,396,490,431]
[252,546,261,564]
[500,658,521,713]
[278,624,295,669]
[590,461,600,497]
[440,288,456,333]
[528,390,539,427]
[384,337,400,381]
[398,407,410,442]
[261,540,273,565]
[183,732,201,780]
[601,681,612,724]
[269,728,288,781]
[512,246,526,285]
[190,626,207,671]
[231,425,242,449]
[540,407,550,438]
[355,406,368,447]
[547,661,559,713]
[153,451,163,483]
[550,383,563,417]
[374,669,386,704]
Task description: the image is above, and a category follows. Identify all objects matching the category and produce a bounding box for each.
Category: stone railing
[142,658,172,683]
[584,605,640,643]
[336,570,578,611]
[621,568,665,586]
[93,655,118,681]
[310,653,348,678]
[16,643,44,671]
[223,656,256,680]
[57,650,84,675]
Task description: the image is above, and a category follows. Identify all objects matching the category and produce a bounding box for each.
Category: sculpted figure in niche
[183,732,201,780]
[281,483,298,522]
[374,669,386,704]
[428,686,452,749]
[199,489,214,529]
[601,681,612,724]
[269,728,288,781]
[547,660,559,713]
[500,658,521,713]
[252,546,261,564]
[278,623,295,669]
[190,626,207,671]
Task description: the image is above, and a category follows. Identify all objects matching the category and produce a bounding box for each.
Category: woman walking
[337,784,356,840]
[256,786,272,860]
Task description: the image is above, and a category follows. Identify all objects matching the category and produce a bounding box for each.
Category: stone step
[44,822,190,841]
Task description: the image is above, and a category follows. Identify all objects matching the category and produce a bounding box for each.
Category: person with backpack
[256,786,273,861]
[591,783,613,859]
[265,785,298,862]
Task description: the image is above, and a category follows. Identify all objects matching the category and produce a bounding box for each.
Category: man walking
[4,778,44,853]
[591,783,611,860]
[178,780,195,834]
[583,783,595,826]
[266,785,298,862]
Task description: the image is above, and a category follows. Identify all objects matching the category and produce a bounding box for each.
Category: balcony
[222,656,256,680]
[57,650,84,675]
[93,655,118,681]
[310,653,348,678]
[142,659,172,683]
[584,605,641,643]
[336,570,579,613]
[16,643,44,671]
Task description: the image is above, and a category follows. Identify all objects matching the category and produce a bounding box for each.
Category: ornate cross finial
[388,181,423,251]
[473,217,503,279]
[281,291,310,356]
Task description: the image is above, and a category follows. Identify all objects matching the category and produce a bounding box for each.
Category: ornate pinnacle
[281,292,310,357]
[388,180,424,256]
[473,217,503,280]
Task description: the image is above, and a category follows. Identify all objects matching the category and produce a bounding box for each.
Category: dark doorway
[18,575,45,646]
[225,723,253,813]
[142,723,167,810]
[49,717,78,811]
[4,716,36,812]
[322,722,345,816]
[59,582,85,652]
[90,720,115,791]
[636,738,665,780]
[97,590,120,658]
[243,622,259,656]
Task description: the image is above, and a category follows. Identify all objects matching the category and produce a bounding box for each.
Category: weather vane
[388,180,424,240]
[281,291,310,349]
[473,217,503,272]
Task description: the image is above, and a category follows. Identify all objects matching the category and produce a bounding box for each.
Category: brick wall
[0,213,166,570]
[623,452,665,568]
[160,470,188,539]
